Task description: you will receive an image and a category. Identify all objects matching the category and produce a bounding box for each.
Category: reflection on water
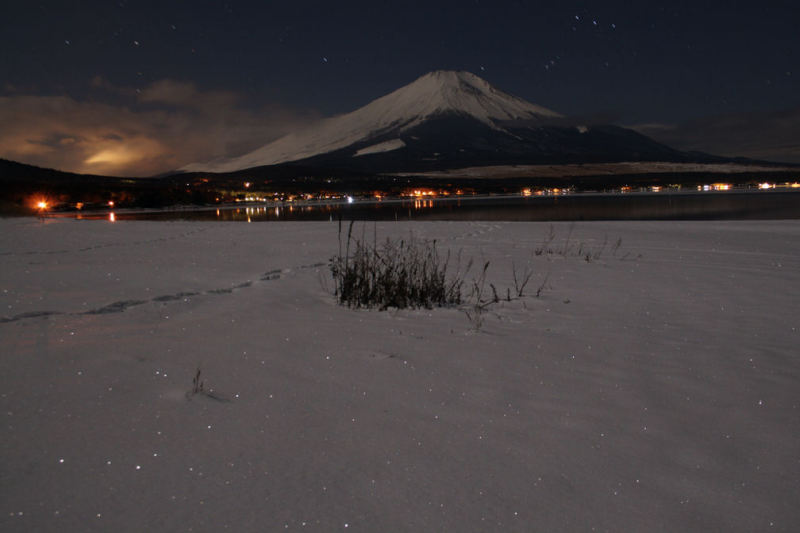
[68,190,800,222]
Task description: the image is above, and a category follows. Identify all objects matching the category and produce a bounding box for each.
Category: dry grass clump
[330,221,463,309]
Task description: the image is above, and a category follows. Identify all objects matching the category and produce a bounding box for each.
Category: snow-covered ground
[1,217,798,532]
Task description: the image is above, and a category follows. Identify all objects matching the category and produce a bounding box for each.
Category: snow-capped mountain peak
[385,70,561,124]
[182,70,561,172]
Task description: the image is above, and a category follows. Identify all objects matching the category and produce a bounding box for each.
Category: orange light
[108,200,115,207]
[109,212,116,222]
[37,201,48,210]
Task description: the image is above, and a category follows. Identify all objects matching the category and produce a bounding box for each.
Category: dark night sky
[2,1,799,176]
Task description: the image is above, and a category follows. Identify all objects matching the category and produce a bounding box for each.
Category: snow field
[1,218,798,532]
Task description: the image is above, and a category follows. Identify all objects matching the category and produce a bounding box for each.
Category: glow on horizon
[81,138,166,174]
[85,149,136,166]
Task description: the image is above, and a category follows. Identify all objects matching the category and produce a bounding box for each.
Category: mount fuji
[182,71,713,174]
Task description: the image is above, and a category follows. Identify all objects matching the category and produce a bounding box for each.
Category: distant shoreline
[31,187,800,222]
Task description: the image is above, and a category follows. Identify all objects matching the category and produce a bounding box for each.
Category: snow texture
[353,138,407,157]
[1,217,799,532]
[182,71,561,172]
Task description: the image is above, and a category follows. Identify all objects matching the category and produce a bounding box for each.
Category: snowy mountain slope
[182,71,562,172]
[353,139,407,157]
[181,70,724,174]
[283,114,695,173]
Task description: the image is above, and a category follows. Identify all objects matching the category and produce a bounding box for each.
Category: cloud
[631,107,800,164]
[136,79,239,110]
[0,80,318,176]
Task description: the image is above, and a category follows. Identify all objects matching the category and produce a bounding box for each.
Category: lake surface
[71,190,800,222]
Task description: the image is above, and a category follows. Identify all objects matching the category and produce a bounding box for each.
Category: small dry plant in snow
[186,367,230,402]
[330,221,464,310]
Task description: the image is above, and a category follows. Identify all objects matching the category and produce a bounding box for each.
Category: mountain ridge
[182,70,568,172]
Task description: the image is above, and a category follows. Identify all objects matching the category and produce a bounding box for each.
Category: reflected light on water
[55,185,800,223]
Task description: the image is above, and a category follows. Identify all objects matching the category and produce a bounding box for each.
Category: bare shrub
[464,261,491,330]
[512,260,534,297]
